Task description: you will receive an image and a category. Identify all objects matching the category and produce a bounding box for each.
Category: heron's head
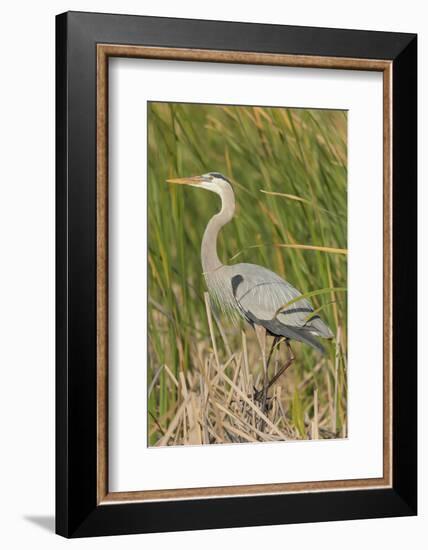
[166,172,232,195]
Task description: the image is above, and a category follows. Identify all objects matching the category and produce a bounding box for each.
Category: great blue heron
[167,172,333,410]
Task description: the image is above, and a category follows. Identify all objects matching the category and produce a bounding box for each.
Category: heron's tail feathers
[306,316,334,339]
[280,325,326,354]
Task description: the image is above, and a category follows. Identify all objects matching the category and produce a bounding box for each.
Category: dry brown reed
[149,293,343,446]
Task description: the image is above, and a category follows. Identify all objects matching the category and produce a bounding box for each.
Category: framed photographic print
[56,11,417,538]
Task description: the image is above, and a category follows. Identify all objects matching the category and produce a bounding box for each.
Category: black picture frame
[56,11,417,538]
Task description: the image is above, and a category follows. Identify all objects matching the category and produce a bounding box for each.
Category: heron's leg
[261,336,281,412]
[266,336,280,373]
[253,325,267,405]
[267,340,295,390]
[254,325,268,370]
[254,334,280,411]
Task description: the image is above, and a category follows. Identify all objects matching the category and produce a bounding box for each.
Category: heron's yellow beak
[166,176,205,186]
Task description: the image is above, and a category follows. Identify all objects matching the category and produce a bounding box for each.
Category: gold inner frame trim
[96,43,393,504]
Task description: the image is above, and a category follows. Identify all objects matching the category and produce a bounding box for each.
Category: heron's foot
[252,386,272,411]
[252,385,263,402]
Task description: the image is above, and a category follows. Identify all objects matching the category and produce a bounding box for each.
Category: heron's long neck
[201,186,235,274]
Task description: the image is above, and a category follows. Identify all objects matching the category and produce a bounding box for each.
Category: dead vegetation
[149,293,346,446]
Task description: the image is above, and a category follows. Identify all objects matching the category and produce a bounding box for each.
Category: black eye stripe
[208,172,230,183]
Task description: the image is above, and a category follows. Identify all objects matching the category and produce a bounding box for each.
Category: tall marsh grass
[147,102,347,446]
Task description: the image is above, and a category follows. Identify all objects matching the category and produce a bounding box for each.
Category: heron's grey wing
[230,264,312,325]
[229,263,333,341]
